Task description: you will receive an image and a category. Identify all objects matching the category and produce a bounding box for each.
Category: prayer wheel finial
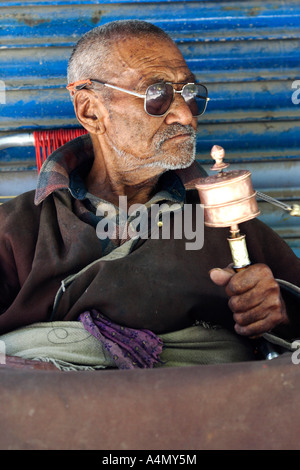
[210,145,230,171]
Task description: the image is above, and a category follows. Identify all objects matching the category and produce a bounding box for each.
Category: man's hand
[209,263,289,337]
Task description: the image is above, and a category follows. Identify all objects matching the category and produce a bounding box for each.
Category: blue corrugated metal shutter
[0,0,299,255]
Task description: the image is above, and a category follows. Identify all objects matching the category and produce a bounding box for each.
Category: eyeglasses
[67,79,210,117]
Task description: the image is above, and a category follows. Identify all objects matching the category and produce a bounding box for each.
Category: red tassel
[33,128,88,173]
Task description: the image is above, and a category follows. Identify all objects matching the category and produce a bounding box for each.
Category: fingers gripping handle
[227,226,279,360]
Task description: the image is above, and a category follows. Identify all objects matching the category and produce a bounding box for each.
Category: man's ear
[73,90,107,135]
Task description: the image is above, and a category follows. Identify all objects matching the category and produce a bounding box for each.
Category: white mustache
[155,124,196,147]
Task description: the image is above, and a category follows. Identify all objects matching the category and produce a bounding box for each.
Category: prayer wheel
[195,145,260,270]
[195,145,279,359]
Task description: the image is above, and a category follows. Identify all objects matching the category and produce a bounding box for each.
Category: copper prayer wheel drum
[195,146,260,228]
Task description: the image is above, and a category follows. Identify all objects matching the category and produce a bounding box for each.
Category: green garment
[0,320,255,371]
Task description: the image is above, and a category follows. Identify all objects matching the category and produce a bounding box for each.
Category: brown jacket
[0,185,300,337]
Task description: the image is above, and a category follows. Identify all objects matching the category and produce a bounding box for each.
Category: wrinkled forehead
[106,36,193,84]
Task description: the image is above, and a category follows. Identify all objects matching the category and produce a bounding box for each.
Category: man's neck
[85,135,164,207]
[85,169,160,207]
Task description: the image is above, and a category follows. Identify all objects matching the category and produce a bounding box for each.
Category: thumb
[209,266,235,286]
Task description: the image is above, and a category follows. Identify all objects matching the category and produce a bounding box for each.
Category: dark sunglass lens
[145,83,173,116]
[182,84,208,116]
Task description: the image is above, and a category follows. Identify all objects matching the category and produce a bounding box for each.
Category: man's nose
[164,94,195,126]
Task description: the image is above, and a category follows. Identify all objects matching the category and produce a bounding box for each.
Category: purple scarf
[79,310,163,369]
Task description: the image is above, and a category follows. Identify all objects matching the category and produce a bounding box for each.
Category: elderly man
[0,20,300,368]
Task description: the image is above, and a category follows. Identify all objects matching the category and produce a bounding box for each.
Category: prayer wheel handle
[227,223,280,360]
[196,145,279,360]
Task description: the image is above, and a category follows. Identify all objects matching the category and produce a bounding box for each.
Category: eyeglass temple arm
[66,78,145,98]
[90,79,146,99]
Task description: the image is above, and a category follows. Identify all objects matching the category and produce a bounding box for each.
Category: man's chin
[161,151,196,170]
[163,160,195,170]
[139,153,193,170]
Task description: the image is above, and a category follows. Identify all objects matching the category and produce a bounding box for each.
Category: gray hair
[67,20,173,87]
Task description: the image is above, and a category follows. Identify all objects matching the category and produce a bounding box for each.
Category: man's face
[98,36,198,180]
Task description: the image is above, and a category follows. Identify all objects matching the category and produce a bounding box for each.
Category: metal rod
[0,133,35,150]
[256,190,292,211]
[256,190,300,217]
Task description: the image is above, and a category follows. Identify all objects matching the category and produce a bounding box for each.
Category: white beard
[107,124,196,172]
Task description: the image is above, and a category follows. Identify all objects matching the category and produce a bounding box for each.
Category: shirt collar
[34,134,94,205]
